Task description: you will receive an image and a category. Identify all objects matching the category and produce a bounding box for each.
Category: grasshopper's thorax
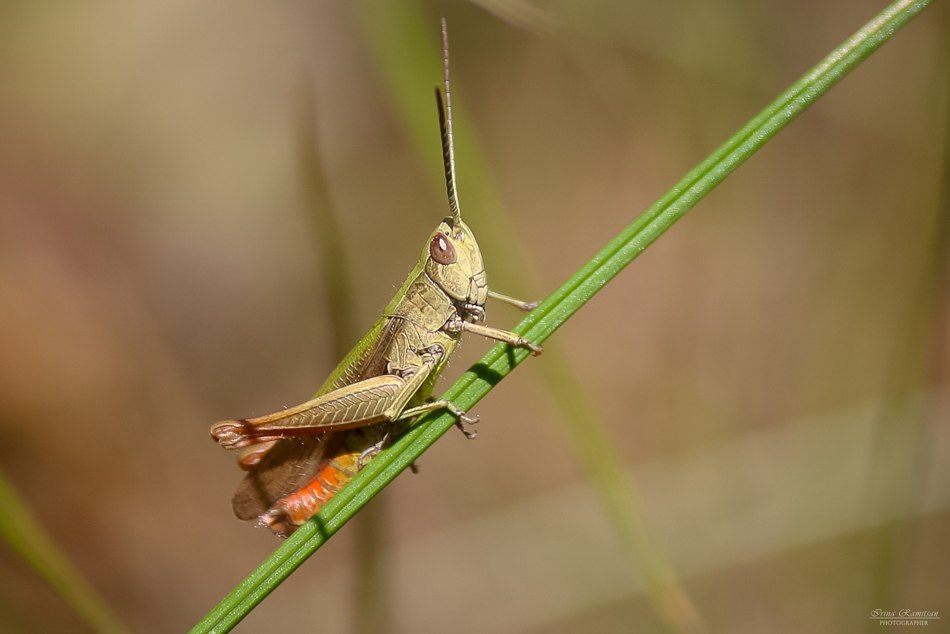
[423,217,487,316]
[382,217,486,334]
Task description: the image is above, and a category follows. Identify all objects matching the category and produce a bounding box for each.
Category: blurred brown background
[0,1,947,632]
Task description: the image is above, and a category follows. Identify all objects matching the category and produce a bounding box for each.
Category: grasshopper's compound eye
[429,232,457,265]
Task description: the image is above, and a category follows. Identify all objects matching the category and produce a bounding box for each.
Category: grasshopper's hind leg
[211,354,478,450]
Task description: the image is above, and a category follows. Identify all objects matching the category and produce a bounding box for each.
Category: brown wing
[232,435,331,521]
[230,317,404,521]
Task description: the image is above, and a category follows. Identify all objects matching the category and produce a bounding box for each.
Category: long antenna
[436,17,461,221]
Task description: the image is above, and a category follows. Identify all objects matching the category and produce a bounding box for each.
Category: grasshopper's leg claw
[453,410,480,440]
[455,419,478,440]
[524,341,543,356]
[358,435,390,469]
[259,508,293,539]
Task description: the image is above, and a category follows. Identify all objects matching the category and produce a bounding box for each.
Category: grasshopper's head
[424,217,487,307]
[426,23,488,309]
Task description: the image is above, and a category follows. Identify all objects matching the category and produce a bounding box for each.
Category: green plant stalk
[191,1,932,631]
[0,469,127,634]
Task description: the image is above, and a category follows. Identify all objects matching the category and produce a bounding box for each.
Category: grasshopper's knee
[211,420,253,449]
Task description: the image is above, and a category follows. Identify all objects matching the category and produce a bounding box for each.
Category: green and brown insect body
[210,21,541,536]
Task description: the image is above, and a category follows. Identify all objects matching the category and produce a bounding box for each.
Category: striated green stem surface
[0,470,127,634]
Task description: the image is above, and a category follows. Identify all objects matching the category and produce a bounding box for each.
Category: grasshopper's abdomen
[262,427,389,536]
[270,457,357,533]
[214,20,545,537]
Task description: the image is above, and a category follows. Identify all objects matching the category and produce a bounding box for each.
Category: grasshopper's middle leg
[487,290,538,311]
[397,398,479,439]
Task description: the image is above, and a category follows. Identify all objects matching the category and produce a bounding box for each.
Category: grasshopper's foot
[436,397,479,439]
[259,508,294,539]
[522,340,543,356]
[409,461,421,474]
[454,411,480,440]
[455,421,478,439]
[357,436,389,469]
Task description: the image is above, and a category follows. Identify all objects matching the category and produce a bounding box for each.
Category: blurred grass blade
[863,29,950,609]
[0,468,127,634]
[296,81,390,634]
[297,82,359,357]
[354,3,703,631]
[191,1,932,631]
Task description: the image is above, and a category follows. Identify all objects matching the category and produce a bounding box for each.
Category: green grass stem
[0,469,127,634]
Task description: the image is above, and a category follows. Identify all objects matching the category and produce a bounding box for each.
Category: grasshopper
[210,20,542,537]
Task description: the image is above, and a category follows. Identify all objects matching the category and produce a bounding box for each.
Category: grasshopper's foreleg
[445,315,543,356]
[487,290,539,312]
[462,292,537,324]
